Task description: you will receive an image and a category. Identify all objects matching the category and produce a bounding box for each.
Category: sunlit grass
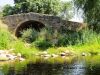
[0,29,13,49]
[47,47,73,54]
[11,40,40,58]
[70,43,100,55]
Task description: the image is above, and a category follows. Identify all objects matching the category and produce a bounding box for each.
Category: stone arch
[15,20,45,37]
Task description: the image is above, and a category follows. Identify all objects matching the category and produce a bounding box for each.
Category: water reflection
[63,59,86,75]
[0,67,4,75]
[0,71,4,75]
[0,56,100,75]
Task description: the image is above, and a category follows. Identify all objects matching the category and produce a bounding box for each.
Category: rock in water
[82,52,86,56]
[60,53,66,56]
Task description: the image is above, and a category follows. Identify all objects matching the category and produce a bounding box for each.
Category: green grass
[0,29,13,49]
[11,40,40,58]
[67,44,100,55]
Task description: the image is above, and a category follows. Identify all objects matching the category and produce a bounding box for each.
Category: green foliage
[57,31,81,46]
[21,28,53,49]
[34,39,52,50]
[14,2,29,14]
[3,4,14,16]
[0,29,100,59]
[32,28,53,50]
[20,27,100,49]
[12,40,39,58]
[74,0,100,32]
[13,40,31,58]
[80,29,100,44]
[2,0,73,19]
[21,28,38,43]
[60,1,73,19]
[2,2,29,16]
[14,0,27,3]
[28,0,61,15]
[56,28,100,47]
[0,30,12,49]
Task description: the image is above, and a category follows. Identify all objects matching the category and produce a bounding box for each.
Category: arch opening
[15,20,45,37]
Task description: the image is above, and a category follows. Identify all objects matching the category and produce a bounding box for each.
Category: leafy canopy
[3,0,73,19]
[74,0,100,32]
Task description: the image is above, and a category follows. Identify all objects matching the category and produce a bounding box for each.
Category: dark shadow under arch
[15,20,45,37]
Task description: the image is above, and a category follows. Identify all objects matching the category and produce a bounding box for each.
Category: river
[0,56,100,75]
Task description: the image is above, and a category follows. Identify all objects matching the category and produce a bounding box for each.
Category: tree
[14,0,27,3]
[14,2,29,13]
[27,0,62,15]
[3,4,14,16]
[2,0,73,20]
[74,0,100,32]
[60,1,73,20]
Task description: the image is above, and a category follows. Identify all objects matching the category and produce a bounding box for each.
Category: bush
[56,28,100,47]
[28,28,52,50]
[34,39,52,50]
[55,30,81,46]
[20,27,100,49]
[21,28,38,43]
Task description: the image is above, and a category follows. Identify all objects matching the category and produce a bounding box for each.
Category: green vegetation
[0,29,13,49]
[21,28,39,43]
[2,0,73,19]
[0,1,100,75]
[0,0,100,60]
[74,0,100,32]
[0,27,100,58]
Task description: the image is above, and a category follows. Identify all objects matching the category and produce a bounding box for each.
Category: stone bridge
[2,12,85,37]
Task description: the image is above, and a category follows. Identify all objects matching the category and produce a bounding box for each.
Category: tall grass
[11,40,40,58]
[67,29,100,55]
[79,29,100,44]
[0,29,13,49]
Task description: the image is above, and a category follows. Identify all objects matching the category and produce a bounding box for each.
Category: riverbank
[0,20,100,62]
[0,44,100,62]
[0,48,74,61]
[0,50,25,61]
[0,55,100,75]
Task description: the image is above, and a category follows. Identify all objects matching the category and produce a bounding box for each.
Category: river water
[0,56,100,75]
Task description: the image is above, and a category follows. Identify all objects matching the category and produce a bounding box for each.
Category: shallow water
[0,56,100,75]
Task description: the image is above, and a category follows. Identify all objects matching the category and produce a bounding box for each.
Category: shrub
[21,28,38,43]
[56,30,81,46]
[31,28,53,50]
[56,28,100,46]
[20,27,100,49]
[34,39,52,50]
